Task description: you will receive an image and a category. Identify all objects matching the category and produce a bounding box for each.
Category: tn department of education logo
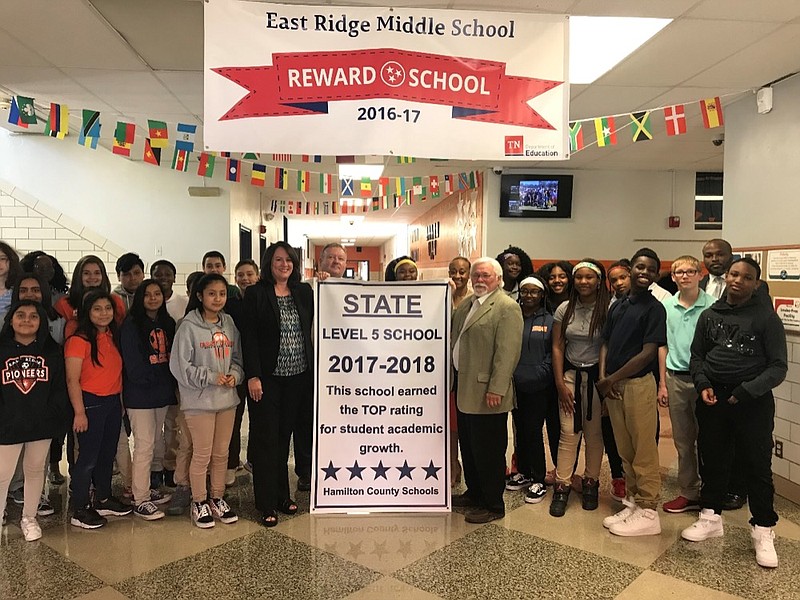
[380,61,406,87]
[505,136,524,156]
[2,355,49,394]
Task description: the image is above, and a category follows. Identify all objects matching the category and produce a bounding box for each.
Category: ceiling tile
[569,85,669,120]
[643,87,744,110]
[687,0,800,22]
[61,68,187,115]
[684,25,800,88]
[0,67,110,107]
[569,0,697,18]
[153,71,204,116]
[448,0,576,12]
[0,0,144,70]
[597,19,779,87]
[0,30,50,68]
[90,0,203,71]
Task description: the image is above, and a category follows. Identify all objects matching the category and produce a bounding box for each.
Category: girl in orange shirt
[65,290,132,529]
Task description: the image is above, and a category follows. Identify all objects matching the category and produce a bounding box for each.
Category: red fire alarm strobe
[668,216,680,228]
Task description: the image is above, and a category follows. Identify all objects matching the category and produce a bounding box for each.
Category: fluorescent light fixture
[338,163,384,180]
[570,16,671,84]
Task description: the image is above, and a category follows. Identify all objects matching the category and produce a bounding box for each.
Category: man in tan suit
[451,257,523,523]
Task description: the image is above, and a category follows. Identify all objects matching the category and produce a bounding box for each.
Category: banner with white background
[204,0,569,160]
[312,280,450,513]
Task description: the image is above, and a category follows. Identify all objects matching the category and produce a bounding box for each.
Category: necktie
[708,275,725,299]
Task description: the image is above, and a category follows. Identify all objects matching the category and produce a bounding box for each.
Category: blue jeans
[70,393,122,509]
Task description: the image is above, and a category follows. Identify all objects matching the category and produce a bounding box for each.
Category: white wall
[723,75,800,246]
[484,169,704,262]
[722,75,800,498]
[0,130,231,271]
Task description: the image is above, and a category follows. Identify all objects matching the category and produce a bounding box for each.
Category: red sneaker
[663,495,701,513]
[611,478,626,501]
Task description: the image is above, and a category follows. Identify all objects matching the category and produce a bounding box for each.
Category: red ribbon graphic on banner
[212,48,562,129]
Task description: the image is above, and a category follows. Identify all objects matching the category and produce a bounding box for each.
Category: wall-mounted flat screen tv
[500,174,573,218]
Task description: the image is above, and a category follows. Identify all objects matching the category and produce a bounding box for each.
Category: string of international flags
[6,95,478,214]
[7,89,733,210]
[567,95,728,152]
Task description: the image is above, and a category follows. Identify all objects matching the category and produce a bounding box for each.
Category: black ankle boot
[549,483,570,517]
[582,477,599,511]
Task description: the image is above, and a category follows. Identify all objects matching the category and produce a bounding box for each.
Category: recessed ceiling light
[570,16,671,84]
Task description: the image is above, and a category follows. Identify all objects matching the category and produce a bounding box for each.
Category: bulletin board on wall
[734,245,800,336]
[408,185,484,269]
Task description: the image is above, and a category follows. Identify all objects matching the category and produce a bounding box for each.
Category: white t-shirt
[165,293,189,322]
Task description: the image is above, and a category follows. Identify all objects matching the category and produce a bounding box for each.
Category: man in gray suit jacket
[451,257,523,523]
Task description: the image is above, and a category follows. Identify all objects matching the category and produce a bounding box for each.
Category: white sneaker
[681,508,724,542]
[20,516,42,542]
[225,469,236,487]
[751,525,778,568]
[609,507,661,537]
[603,497,637,529]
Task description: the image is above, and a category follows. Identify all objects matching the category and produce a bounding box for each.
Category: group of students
[0,238,788,568]
[0,241,316,539]
[446,240,786,569]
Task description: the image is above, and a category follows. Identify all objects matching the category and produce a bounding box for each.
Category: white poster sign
[204,1,569,160]
[312,280,450,513]
[774,297,800,333]
[767,249,800,281]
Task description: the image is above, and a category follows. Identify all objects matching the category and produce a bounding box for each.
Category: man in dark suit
[451,257,523,523]
[699,239,733,300]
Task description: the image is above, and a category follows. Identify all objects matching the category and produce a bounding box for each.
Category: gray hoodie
[112,284,136,312]
[169,308,244,415]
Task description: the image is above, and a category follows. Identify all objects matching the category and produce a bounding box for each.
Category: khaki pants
[153,403,179,472]
[115,422,132,488]
[173,409,193,487]
[606,373,661,509]
[555,369,604,484]
[128,407,169,505]
[666,372,701,500]
[0,439,50,519]
[183,408,236,502]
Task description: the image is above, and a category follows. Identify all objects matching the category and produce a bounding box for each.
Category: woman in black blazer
[242,242,313,527]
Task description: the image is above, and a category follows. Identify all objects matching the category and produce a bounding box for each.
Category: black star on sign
[371,460,390,480]
[422,460,441,480]
[322,460,340,481]
[396,460,415,480]
[347,460,366,480]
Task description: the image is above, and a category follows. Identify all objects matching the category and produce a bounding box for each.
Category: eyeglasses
[519,289,542,296]
[673,269,698,277]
